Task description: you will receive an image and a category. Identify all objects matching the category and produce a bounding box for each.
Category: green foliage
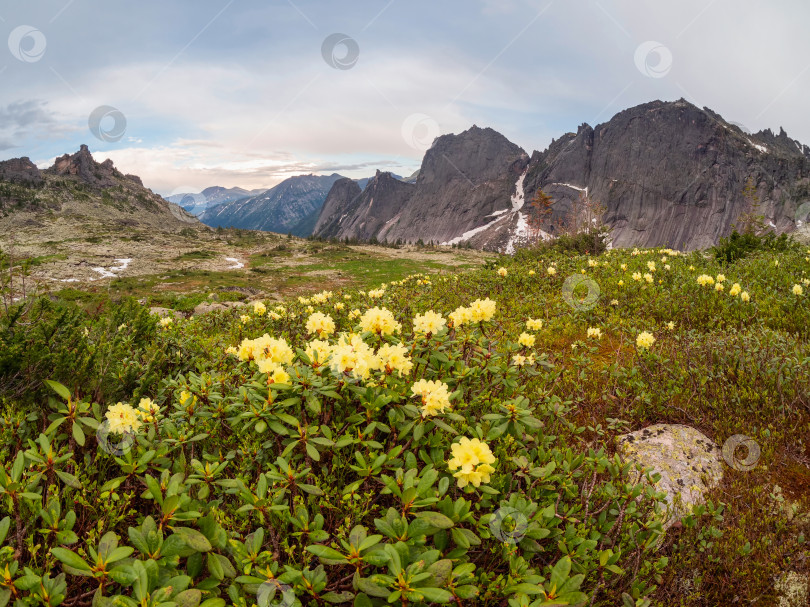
[712,229,798,264]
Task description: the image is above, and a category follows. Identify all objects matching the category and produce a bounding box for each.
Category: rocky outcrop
[0,157,43,185]
[201,174,343,236]
[618,424,724,524]
[48,144,120,187]
[314,171,415,241]
[521,99,810,250]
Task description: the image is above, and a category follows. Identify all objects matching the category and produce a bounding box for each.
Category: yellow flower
[632,272,642,281]
[697,274,715,286]
[257,359,291,384]
[526,318,543,331]
[647,261,656,272]
[610,299,619,305]
[468,298,496,322]
[792,284,804,296]
[348,309,361,319]
[241,334,294,364]
[528,270,536,276]
[225,346,238,356]
[305,339,332,366]
[643,273,653,283]
[667,321,675,330]
[729,283,742,296]
[512,353,526,366]
[334,302,345,311]
[497,267,508,277]
[359,307,401,336]
[413,311,447,335]
[329,333,380,380]
[449,306,471,328]
[105,403,143,435]
[636,331,655,350]
[587,327,602,339]
[715,283,724,292]
[740,291,750,302]
[253,301,267,316]
[588,259,598,267]
[664,264,671,271]
[368,288,386,299]
[306,305,315,314]
[518,332,535,347]
[137,398,159,422]
[547,267,557,276]
[306,312,336,337]
[447,437,496,488]
[716,274,726,283]
[159,317,173,328]
[621,263,627,270]
[618,280,624,286]
[411,379,451,417]
[179,391,197,408]
[377,343,413,376]
[240,314,250,324]
[311,290,333,304]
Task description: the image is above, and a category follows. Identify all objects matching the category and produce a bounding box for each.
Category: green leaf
[413,512,454,529]
[549,556,572,591]
[45,380,71,401]
[321,591,354,603]
[55,470,81,489]
[51,547,92,573]
[0,517,10,545]
[417,587,453,603]
[306,545,347,561]
[72,422,86,446]
[173,590,202,607]
[207,552,224,580]
[356,578,389,598]
[174,527,212,552]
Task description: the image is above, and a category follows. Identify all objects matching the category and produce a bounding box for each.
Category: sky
[1,0,809,196]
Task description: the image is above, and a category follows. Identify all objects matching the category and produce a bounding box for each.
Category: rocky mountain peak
[47,145,120,187]
[0,157,43,186]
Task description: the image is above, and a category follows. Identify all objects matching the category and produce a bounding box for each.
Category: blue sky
[1,0,809,195]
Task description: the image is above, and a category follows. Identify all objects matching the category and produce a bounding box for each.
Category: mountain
[200,173,344,236]
[313,100,810,251]
[356,173,403,190]
[164,186,265,216]
[0,145,198,229]
[314,171,415,240]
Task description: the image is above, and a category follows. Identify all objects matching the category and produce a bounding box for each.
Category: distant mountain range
[4,99,809,253]
[314,99,810,250]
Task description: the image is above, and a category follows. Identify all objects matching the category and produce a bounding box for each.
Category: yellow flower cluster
[587,327,602,339]
[792,284,804,296]
[413,311,447,335]
[106,402,143,434]
[256,359,290,384]
[329,333,380,380]
[449,298,497,327]
[497,267,508,276]
[447,437,496,488]
[159,317,173,328]
[518,332,535,347]
[306,312,336,337]
[697,274,715,286]
[359,307,401,335]
[368,288,386,299]
[305,339,332,365]
[636,331,655,350]
[526,318,543,331]
[411,379,451,417]
[547,266,557,276]
[237,334,294,364]
[729,283,742,296]
[253,301,267,316]
[311,290,333,304]
[377,343,414,376]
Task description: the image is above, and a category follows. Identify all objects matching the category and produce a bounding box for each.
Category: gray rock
[617,424,724,522]
[193,302,227,315]
[149,307,183,319]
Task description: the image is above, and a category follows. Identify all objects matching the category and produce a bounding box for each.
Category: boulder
[617,424,724,522]
[149,307,183,320]
[193,302,227,315]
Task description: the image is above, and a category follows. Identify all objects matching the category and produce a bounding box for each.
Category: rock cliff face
[0,157,42,185]
[200,174,343,236]
[314,171,415,241]
[313,126,528,244]
[521,99,810,250]
[313,100,810,251]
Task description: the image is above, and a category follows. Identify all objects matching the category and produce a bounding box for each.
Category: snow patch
[769,220,776,228]
[225,257,244,269]
[747,139,768,153]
